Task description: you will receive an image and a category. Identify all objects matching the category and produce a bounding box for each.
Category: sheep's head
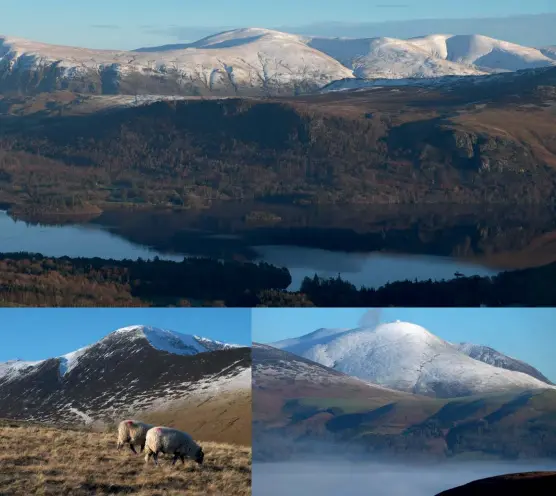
[195,447,204,465]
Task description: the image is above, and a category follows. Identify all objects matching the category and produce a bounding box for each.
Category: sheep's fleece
[144,427,204,465]
[117,420,153,453]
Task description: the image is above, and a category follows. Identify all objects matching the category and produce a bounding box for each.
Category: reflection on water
[0,211,183,262]
[252,245,498,289]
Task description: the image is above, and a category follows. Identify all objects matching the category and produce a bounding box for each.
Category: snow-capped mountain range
[0,325,250,426]
[271,321,554,398]
[1,28,555,97]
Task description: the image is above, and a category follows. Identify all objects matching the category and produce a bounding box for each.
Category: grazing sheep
[116,420,154,454]
[144,426,205,466]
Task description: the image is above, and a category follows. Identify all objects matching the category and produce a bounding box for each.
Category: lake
[2,204,556,290]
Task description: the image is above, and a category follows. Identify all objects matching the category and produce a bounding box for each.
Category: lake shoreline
[0,251,555,307]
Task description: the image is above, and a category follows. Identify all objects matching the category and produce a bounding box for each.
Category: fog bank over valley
[253,460,556,496]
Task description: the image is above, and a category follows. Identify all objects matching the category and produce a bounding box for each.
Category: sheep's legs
[180,455,186,465]
[129,443,138,454]
[172,454,179,465]
[140,443,145,453]
[153,452,159,466]
[145,451,152,464]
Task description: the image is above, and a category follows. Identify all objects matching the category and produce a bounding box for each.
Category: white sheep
[116,420,154,454]
[144,426,205,466]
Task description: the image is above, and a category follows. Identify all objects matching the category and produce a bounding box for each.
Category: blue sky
[1,1,554,49]
[0,308,250,361]
[252,308,556,382]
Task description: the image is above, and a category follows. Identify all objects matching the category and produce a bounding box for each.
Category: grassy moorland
[0,420,251,496]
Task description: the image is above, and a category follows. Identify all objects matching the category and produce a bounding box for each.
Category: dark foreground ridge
[1,252,556,307]
[436,472,556,495]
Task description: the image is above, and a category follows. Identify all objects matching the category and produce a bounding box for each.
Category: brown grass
[0,422,251,495]
[141,390,252,447]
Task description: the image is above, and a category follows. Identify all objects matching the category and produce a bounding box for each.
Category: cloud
[90,24,120,30]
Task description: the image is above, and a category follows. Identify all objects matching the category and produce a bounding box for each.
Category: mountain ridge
[0,326,251,427]
[2,28,555,97]
[272,321,554,397]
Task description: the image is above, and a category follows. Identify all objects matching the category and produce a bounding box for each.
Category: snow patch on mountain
[58,346,91,376]
[0,360,43,384]
[114,358,250,417]
[67,406,94,425]
[273,322,555,398]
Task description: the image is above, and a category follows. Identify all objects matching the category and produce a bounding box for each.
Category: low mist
[253,460,556,496]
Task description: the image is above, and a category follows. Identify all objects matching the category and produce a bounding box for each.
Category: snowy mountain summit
[272,321,554,398]
[114,325,241,354]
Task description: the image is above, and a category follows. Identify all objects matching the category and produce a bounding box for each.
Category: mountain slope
[252,342,413,424]
[540,46,556,61]
[0,29,353,96]
[0,326,251,426]
[252,343,556,461]
[454,343,554,385]
[272,322,555,398]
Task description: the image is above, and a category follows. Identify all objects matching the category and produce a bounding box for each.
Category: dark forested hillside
[1,71,556,213]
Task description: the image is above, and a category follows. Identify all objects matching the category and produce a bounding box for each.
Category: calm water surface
[0,210,500,289]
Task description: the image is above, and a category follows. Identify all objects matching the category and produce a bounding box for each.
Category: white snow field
[272,321,555,398]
